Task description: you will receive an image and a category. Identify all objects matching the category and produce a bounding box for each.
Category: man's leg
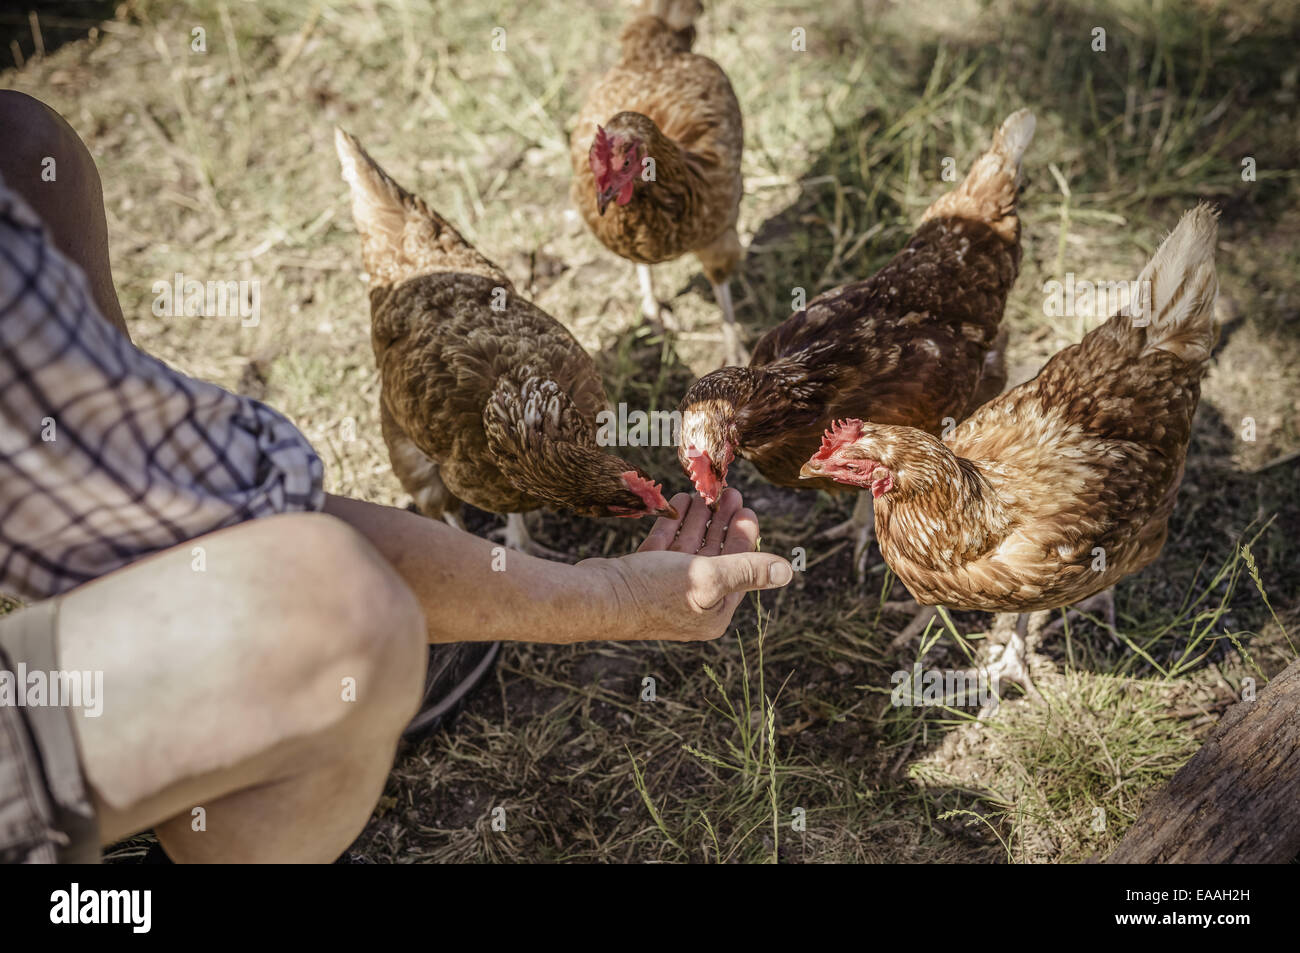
[59,512,427,862]
[0,89,127,337]
[0,93,434,858]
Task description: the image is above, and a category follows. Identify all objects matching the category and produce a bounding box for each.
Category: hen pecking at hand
[678,108,1036,576]
[570,0,746,365]
[803,205,1220,704]
[335,129,677,557]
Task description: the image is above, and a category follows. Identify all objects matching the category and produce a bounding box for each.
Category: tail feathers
[989,108,1036,187]
[924,108,1036,232]
[1134,203,1219,367]
[334,128,504,288]
[640,0,703,32]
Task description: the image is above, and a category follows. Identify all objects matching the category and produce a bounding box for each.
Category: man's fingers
[694,552,794,610]
[699,488,743,556]
[638,492,691,552]
[721,507,759,555]
[671,492,712,553]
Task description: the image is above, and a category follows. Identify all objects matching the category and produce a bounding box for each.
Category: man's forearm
[321,494,613,645]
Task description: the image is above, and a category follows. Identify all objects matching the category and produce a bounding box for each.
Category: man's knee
[233,513,427,737]
[0,90,128,335]
[0,91,89,175]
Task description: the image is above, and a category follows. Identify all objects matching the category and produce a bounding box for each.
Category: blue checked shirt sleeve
[0,178,324,601]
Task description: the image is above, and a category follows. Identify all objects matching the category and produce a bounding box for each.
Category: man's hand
[579,489,793,642]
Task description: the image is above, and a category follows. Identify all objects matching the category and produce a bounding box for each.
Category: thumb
[694,553,793,610]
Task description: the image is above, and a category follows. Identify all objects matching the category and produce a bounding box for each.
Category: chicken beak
[656,501,680,520]
[798,461,821,480]
[597,188,616,216]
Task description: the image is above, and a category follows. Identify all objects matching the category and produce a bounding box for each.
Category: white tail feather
[992,108,1036,187]
[640,0,703,31]
[1136,203,1219,367]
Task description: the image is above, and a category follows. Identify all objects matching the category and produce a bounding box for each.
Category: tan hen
[571,0,746,364]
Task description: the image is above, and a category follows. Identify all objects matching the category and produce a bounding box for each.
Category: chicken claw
[975,612,1045,718]
[489,513,573,562]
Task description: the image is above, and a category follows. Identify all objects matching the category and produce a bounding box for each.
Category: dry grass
[5,0,1299,863]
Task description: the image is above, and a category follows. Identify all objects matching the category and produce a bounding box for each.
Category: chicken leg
[636,264,661,323]
[712,279,749,366]
[972,591,1114,717]
[635,263,680,332]
[976,611,1045,717]
[887,608,1044,716]
[817,493,875,580]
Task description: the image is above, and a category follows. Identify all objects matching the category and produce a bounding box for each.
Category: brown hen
[335,129,676,555]
[570,0,746,364]
[805,205,1220,701]
[678,109,1036,573]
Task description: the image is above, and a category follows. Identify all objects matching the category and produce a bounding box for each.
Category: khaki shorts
[0,600,100,863]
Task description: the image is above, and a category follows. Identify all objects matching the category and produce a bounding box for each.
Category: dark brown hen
[678,109,1035,571]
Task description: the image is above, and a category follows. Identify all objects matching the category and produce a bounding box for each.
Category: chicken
[570,0,746,365]
[677,109,1036,574]
[335,129,677,556]
[802,205,1220,703]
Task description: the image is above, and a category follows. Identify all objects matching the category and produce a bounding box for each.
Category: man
[0,91,792,864]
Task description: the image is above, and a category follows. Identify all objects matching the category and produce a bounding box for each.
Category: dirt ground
[4,0,1298,862]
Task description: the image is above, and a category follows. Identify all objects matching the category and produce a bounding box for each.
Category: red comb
[810,419,865,461]
[621,470,668,511]
[591,125,613,181]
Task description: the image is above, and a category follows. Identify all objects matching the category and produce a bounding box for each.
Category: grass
[5,0,1298,863]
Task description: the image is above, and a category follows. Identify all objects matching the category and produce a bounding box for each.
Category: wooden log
[1107,657,1300,864]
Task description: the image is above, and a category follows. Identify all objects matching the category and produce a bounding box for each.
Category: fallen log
[1107,657,1300,864]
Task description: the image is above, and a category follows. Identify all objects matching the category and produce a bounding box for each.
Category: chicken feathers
[678,109,1036,505]
[335,129,676,527]
[571,0,745,362]
[806,204,1220,612]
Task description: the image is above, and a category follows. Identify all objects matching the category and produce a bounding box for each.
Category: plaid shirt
[0,176,324,602]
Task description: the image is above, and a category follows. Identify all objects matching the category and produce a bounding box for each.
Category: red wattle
[620,470,668,512]
[685,450,722,504]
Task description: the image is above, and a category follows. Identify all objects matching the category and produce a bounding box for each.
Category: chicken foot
[817,493,875,581]
[975,611,1046,717]
[488,512,572,562]
[889,608,1046,716]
